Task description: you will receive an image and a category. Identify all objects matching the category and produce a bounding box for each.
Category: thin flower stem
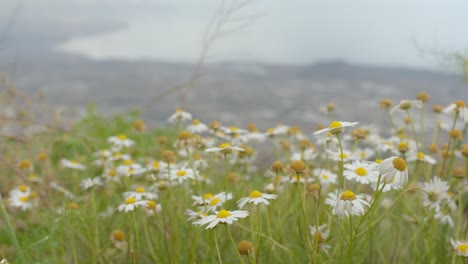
[406,109,420,152]
[90,189,100,263]
[385,109,398,133]
[440,112,459,177]
[225,225,244,263]
[213,230,224,264]
[0,193,27,264]
[143,217,158,262]
[71,231,79,264]
[336,134,346,190]
[132,211,141,256]
[296,176,314,260]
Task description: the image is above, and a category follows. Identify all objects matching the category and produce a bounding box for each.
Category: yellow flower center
[210,198,220,206]
[340,190,357,201]
[313,232,324,244]
[455,100,466,108]
[109,170,116,177]
[456,244,468,254]
[18,185,28,192]
[135,187,145,193]
[203,193,214,200]
[360,152,366,158]
[355,167,367,176]
[322,174,329,179]
[428,191,440,202]
[392,158,407,171]
[175,108,183,113]
[123,159,133,166]
[71,160,79,164]
[19,160,31,169]
[229,126,239,132]
[112,230,125,241]
[176,170,187,177]
[267,128,274,134]
[152,161,159,169]
[417,152,425,159]
[125,197,136,204]
[219,143,231,149]
[329,121,342,129]
[339,153,348,159]
[192,119,201,125]
[147,201,157,209]
[249,191,262,198]
[217,210,232,218]
[375,159,382,164]
[20,196,29,202]
[117,134,127,140]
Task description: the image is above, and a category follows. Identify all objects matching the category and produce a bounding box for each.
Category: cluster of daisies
[3,96,468,260]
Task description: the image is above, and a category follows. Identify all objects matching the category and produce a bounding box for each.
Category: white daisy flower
[116,160,146,177]
[326,149,355,162]
[107,134,135,149]
[406,151,436,165]
[265,124,290,137]
[109,152,132,162]
[344,161,379,185]
[193,209,249,229]
[205,143,245,154]
[421,176,451,212]
[236,190,277,209]
[144,200,162,216]
[117,197,148,212]
[60,159,86,170]
[9,185,31,198]
[313,121,359,135]
[313,169,337,185]
[390,99,423,113]
[290,149,317,162]
[309,225,331,254]
[191,192,233,207]
[434,211,454,227]
[351,148,376,160]
[9,193,38,211]
[168,109,192,124]
[168,167,197,183]
[80,177,104,190]
[327,190,370,217]
[442,101,468,124]
[185,209,209,222]
[379,156,408,188]
[124,187,158,200]
[450,238,468,257]
[186,119,208,134]
[102,168,120,182]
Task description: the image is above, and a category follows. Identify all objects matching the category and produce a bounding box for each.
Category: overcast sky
[1,0,468,70]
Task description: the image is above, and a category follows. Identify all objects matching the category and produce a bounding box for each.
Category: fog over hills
[0,51,466,133]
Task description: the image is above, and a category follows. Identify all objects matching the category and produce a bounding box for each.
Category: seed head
[416,92,429,103]
[237,240,254,256]
[379,99,393,109]
[432,104,443,113]
[271,161,284,172]
[112,230,125,241]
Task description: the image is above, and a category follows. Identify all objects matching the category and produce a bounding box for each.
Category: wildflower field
[1,90,468,263]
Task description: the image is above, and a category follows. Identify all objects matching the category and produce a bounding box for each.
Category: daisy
[344,161,379,185]
[60,159,86,170]
[326,149,354,162]
[313,121,359,135]
[450,238,468,257]
[102,168,120,182]
[326,190,370,217]
[421,176,450,212]
[168,167,197,183]
[185,209,209,222]
[290,148,317,161]
[236,190,278,209]
[117,197,148,212]
[193,209,249,229]
[205,143,245,154]
[9,185,31,198]
[390,99,423,113]
[192,192,233,207]
[221,126,248,138]
[406,152,436,165]
[144,200,162,216]
[116,160,146,177]
[124,187,158,200]
[168,109,192,124]
[265,124,290,137]
[442,100,468,124]
[309,224,331,254]
[379,156,408,188]
[186,119,208,134]
[313,169,337,185]
[434,211,454,227]
[80,177,104,190]
[9,195,35,211]
[107,134,135,149]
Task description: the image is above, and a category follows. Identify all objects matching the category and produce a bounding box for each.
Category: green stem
[225,225,244,263]
[0,193,27,264]
[213,230,223,264]
[440,112,459,177]
[132,211,141,257]
[336,134,346,190]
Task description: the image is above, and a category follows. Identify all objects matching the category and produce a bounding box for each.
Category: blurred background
[0,0,467,130]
